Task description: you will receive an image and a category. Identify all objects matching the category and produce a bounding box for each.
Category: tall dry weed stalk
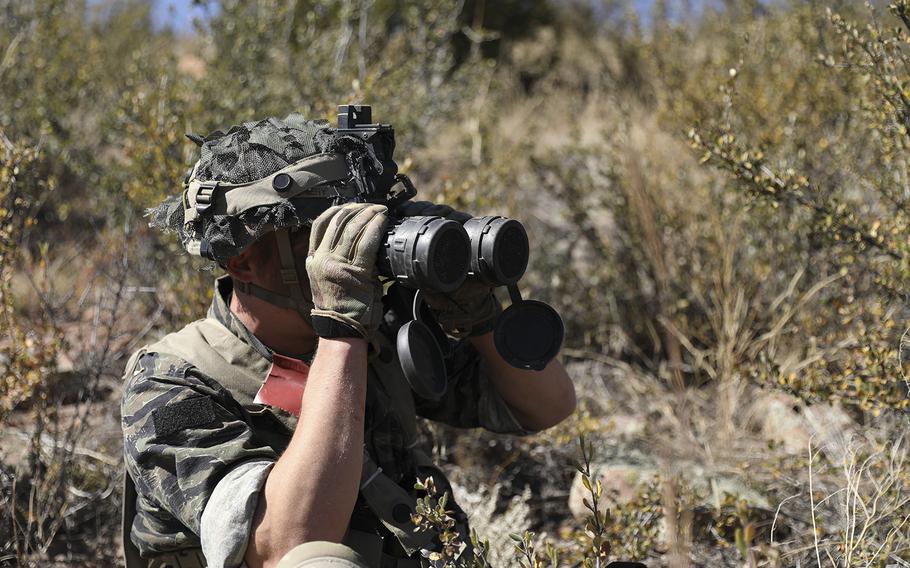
[782,431,910,567]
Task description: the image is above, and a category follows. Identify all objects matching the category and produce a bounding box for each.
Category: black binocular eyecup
[377,216,471,293]
[464,216,529,286]
[377,213,531,293]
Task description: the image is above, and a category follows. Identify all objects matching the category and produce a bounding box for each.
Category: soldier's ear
[226,233,279,285]
[225,250,255,284]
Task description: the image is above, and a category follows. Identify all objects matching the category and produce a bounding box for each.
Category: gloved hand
[306,203,389,339]
[395,200,500,338]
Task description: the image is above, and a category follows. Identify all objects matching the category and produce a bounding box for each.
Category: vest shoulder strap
[145,318,271,407]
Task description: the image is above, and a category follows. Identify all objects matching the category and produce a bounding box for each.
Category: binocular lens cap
[463,216,529,286]
[491,220,529,284]
[396,319,448,400]
[494,300,564,371]
[379,216,471,293]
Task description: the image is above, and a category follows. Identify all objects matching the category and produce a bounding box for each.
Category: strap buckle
[195,181,220,214]
[280,268,300,287]
[234,280,251,295]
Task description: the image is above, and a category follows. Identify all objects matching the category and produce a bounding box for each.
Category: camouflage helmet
[150,113,381,263]
[150,113,382,318]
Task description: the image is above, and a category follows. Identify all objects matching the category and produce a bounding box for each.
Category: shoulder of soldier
[119,344,244,447]
[120,350,197,416]
[120,321,216,408]
[122,319,212,385]
[126,350,194,384]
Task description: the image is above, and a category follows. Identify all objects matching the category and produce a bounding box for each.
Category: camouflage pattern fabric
[191,114,329,185]
[121,277,529,559]
[148,113,382,265]
[121,351,280,554]
[420,279,501,339]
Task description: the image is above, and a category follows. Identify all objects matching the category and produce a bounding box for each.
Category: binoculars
[336,104,564,399]
[336,104,531,293]
[377,214,529,292]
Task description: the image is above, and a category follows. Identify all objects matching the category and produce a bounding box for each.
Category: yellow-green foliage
[0,136,57,418]
[690,2,910,413]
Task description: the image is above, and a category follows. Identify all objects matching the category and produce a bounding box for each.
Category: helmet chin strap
[233,228,314,325]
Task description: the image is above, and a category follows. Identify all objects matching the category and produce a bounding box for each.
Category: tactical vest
[122,315,456,568]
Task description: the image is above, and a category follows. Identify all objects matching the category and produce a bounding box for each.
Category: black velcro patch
[152,396,216,438]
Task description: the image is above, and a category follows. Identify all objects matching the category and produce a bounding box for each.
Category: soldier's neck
[229,291,318,358]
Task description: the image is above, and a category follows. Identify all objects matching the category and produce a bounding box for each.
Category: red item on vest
[254,352,310,416]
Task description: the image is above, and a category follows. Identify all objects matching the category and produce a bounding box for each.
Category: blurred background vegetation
[1,0,910,566]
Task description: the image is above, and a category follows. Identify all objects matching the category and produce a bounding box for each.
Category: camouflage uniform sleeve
[121,351,279,543]
[413,338,534,435]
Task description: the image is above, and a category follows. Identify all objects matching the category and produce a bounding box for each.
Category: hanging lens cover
[396,291,448,400]
[494,285,565,371]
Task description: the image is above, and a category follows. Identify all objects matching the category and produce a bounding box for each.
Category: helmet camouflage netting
[194,114,328,185]
[149,113,377,263]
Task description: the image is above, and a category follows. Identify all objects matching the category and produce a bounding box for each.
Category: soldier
[121,114,576,568]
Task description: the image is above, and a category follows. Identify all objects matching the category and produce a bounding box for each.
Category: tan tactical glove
[306,203,389,339]
[395,201,500,338]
